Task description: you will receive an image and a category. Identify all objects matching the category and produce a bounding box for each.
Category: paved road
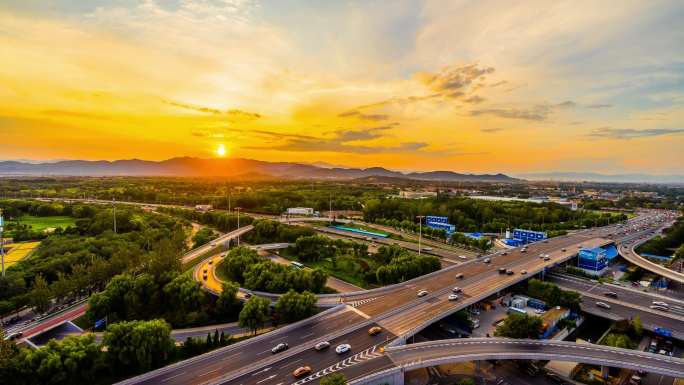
[117,211,678,385]
[377,338,684,379]
[549,274,684,340]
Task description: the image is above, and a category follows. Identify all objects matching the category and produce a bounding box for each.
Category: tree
[162,274,205,325]
[320,373,347,385]
[458,379,475,385]
[8,334,101,385]
[274,290,317,323]
[221,246,261,283]
[215,281,241,320]
[0,329,18,375]
[192,227,218,249]
[632,315,643,337]
[103,319,175,374]
[238,296,271,335]
[29,274,52,314]
[494,313,543,339]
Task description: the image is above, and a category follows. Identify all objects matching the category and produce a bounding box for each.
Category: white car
[314,341,330,351]
[652,301,669,307]
[335,343,351,354]
[448,294,459,301]
[417,290,429,297]
[596,302,611,310]
[452,287,462,293]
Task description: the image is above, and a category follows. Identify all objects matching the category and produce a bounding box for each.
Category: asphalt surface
[549,274,684,340]
[117,210,680,385]
[382,339,684,378]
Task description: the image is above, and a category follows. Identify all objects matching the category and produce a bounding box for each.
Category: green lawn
[17,215,76,231]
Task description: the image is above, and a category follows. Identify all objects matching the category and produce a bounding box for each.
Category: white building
[287,207,314,216]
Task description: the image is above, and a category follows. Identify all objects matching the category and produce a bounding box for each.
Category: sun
[216,144,227,157]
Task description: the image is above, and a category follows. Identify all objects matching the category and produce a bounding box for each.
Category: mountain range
[519,172,684,184]
[0,157,519,182]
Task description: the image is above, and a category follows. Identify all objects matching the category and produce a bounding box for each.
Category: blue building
[577,247,608,276]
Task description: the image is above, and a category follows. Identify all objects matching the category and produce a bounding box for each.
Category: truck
[654,327,673,338]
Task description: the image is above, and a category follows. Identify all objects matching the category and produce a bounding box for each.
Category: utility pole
[417,215,425,256]
[329,194,333,225]
[112,198,117,234]
[1,209,5,277]
[235,207,241,246]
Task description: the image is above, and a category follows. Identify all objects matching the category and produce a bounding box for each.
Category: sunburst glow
[216,144,227,157]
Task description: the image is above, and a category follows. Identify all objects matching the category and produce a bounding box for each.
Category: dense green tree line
[242,219,316,244]
[219,246,328,293]
[292,234,369,262]
[363,196,627,233]
[192,227,218,249]
[494,313,543,339]
[0,318,236,385]
[0,200,187,317]
[158,206,253,232]
[523,279,582,311]
[375,245,441,285]
[637,216,684,259]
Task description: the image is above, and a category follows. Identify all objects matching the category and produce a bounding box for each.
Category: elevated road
[549,273,684,340]
[348,338,684,384]
[112,211,678,385]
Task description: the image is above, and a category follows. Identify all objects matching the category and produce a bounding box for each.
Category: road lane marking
[161,372,186,382]
[280,358,301,369]
[299,333,314,339]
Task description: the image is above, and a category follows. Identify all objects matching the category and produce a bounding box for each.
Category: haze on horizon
[1,0,683,175]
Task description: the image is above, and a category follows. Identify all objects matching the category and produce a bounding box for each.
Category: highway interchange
[113,209,684,385]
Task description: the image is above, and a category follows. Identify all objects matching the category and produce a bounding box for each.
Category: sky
[1,0,683,174]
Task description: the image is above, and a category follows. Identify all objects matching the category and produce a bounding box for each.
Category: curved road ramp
[349,338,684,385]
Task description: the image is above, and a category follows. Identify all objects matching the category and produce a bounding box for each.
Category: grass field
[17,215,76,231]
[2,241,41,269]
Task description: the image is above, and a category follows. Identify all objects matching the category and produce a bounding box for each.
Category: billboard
[512,228,547,244]
[426,215,455,234]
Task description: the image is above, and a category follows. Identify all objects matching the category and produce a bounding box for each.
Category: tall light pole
[417,215,425,256]
[1,209,5,277]
[235,207,241,246]
[329,194,333,225]
[112,198,117,234]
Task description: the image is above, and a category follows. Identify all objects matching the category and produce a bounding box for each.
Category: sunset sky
[1,0,683,174]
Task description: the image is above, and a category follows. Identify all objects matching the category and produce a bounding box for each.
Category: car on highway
[458,255,467,260]
[452,287,462,293]
[208,260,213,265]
[243,292,252,299]
[4,332,22,341]
[595,301,611,309]
[271,342,289,354]
[368,326,382,336]
[203,268,208,273]
[483,258,491,263]
[455,273,464,279]
[314,341,330,351]
[506,269,514,275]
[543,256,550,261]
[448,294,459,301]
[423,247,433,251]
[652,301,669,307]
[202,274,208,280]
[520,270,527,275]
[417,290,429,297]
[650,305,669,312]
[603,292,618,298]
[293,366,312,378]
[498,268,507,274]
[335,343,351,354]
[502,251,508,255]
[520,248,527,253]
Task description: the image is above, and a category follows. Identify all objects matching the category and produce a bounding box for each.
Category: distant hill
[0,157,520,182]
[519,172,684,184]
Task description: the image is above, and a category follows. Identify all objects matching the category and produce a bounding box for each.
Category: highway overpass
[347,338,684,385]
[104,210,680,385]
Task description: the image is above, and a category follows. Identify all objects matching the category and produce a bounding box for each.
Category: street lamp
[235,207,242,246]
[417,215,425,256]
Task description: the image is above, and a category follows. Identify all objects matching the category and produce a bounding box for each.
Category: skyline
[1,1,683,174]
